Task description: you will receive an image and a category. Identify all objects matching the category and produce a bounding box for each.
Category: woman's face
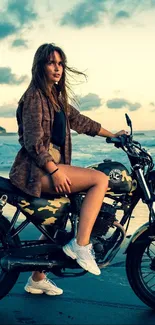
[44,50,63,85]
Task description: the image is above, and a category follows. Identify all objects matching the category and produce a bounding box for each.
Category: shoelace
[87,244,96,259]
[44,277,57,287]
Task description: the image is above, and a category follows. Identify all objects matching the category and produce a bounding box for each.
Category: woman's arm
[68,105,126,138]
[97,127,127,138]
[22,89,57,172]
[68,105,101,136]
[97,127,115,138]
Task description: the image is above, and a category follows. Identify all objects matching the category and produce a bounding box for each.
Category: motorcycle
[0,113,155,309]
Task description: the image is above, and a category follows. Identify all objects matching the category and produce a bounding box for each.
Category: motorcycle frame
[0,174,148,267]
[1,131,155,274]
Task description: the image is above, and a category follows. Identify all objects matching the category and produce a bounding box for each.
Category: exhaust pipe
[1,255,62,272]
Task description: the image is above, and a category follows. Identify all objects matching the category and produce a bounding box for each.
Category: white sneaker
[24,276,63,295]
[63,238,101,276]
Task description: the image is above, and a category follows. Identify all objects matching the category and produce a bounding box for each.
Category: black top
[51,109,66,147]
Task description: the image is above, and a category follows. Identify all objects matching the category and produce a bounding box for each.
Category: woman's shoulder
[19,86,43,104]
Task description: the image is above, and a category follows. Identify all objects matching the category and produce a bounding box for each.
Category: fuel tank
[88,159,136,195]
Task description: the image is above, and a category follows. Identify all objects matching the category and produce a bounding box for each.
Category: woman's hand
[98,127,128,138]
[113,130,128,137]
[51,169,72,194]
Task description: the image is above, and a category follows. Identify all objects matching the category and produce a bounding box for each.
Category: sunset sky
[1,0,155,132]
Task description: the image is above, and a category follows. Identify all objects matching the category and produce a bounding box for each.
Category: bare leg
[32,164,108,280]
[32,234,46,281]
[41,164,108,245]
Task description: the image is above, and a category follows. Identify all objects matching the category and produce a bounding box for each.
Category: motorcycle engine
[92,202,116,236]
[69,195,118,259]
[70,194,116,237]
[91,202,117,257]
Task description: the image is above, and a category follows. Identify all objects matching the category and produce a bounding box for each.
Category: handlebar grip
[106,137,121,144]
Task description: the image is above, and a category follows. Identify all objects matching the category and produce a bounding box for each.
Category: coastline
[0,133,17,136]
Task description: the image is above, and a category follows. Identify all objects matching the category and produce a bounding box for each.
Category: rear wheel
[0,216,20,300]
[126,229,155,309]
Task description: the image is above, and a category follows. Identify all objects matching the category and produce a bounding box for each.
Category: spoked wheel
[126,229,155,309]
[0,216,20,300]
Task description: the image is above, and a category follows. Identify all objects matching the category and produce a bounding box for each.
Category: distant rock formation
[134,132,145,136]
[0,126,6,134]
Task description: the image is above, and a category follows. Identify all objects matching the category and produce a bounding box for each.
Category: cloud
[114,10,130,21]
[106,98,141,111]
[0,67,28,85]
[77,93,102,111]
[60,0,106,28]
[150,102,155,112]
[0,0,37,40]
[0,103,16,117]
[150,102,155,107]
[12,38,28,48]
[7,0,37,25]
[0,22,18,39]
[60,0,155,28]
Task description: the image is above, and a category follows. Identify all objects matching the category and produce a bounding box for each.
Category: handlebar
[106,134,144,148]
[105,114,154,171]
[106,134,154,170]
[106,134,129,146]
[106,137,121,144]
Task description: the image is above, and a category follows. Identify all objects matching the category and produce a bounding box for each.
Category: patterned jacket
[9,86,101,197]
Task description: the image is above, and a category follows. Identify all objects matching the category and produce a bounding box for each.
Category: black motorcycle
[0,113,155,309]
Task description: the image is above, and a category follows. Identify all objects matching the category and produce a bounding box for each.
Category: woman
[9,43,126,296]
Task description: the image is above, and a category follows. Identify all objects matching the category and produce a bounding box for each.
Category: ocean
[0,130,155,176]
[1,130,155,231]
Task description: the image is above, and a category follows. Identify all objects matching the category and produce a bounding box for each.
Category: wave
[0,133,155,170]
[72,152,93,159]
[140,140,155,148]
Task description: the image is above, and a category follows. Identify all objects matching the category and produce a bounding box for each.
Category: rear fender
[124,222,149,254]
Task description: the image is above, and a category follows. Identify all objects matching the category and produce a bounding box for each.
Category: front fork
[134,165,155,228]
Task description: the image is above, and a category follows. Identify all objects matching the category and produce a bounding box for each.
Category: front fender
[124,170,155,254]
[147,170,155,192]
[148,169,155,182]
[124,222,149,254]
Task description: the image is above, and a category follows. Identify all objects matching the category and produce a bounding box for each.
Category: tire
[126,229,155,309]
[0,215,20,300]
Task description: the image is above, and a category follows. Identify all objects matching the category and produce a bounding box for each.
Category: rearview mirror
[125,113,131,127]
[125,113,132,135]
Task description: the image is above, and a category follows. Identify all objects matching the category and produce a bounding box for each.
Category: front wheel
[0,215,20,300]
[126,229,155,309]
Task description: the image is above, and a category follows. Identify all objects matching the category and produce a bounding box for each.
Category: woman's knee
[94,171,109,189]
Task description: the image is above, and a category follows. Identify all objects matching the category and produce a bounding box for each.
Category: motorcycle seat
[0,176,70,225]
[0,176,20,195]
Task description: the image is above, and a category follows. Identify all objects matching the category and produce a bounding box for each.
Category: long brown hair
[27,43,86,112]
